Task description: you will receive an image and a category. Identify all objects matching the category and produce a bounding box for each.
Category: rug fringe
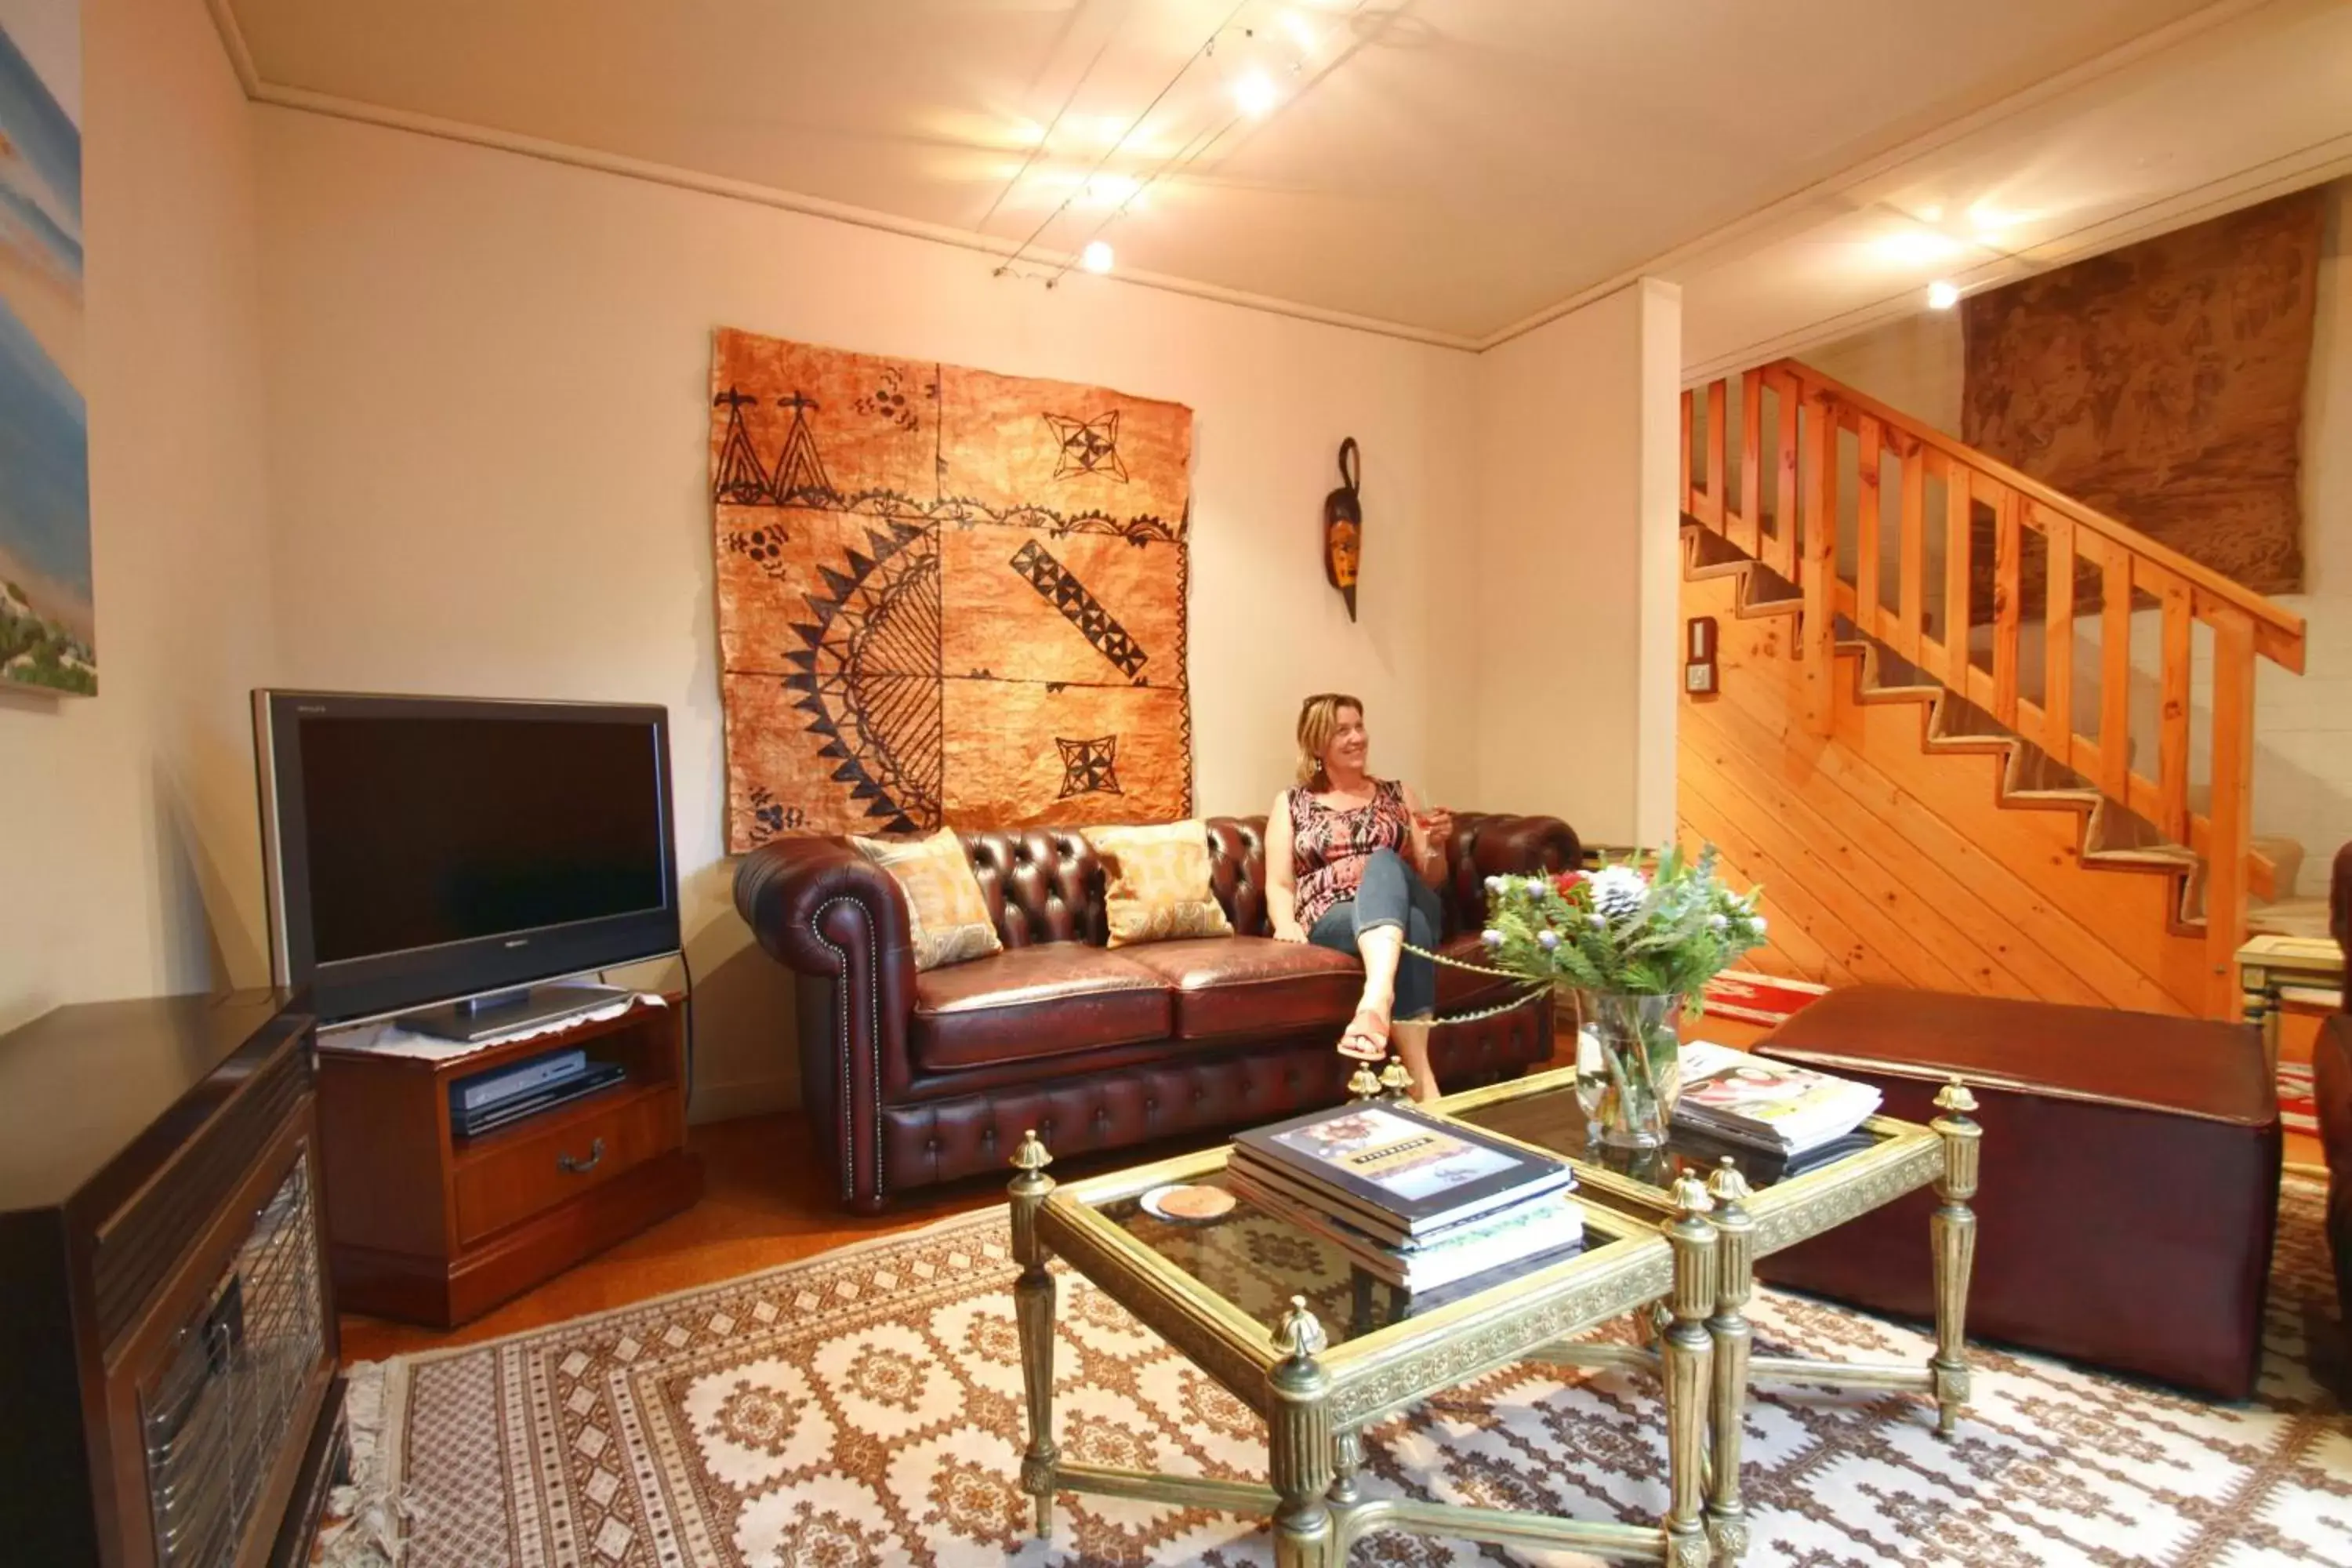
[318,1358,414,1566]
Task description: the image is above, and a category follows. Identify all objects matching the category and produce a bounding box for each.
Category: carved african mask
[1323,437,1363,621]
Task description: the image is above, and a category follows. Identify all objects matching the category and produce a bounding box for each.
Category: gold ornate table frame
[2238,931,2346,1072]
[1006,1065,1982,1566]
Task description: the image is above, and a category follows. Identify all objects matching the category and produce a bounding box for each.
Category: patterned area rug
[362,1184,2351,1566]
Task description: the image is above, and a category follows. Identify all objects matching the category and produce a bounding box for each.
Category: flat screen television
[253,691,681,1025]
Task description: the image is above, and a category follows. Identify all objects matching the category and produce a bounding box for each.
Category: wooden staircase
[1679,360,2309,1018]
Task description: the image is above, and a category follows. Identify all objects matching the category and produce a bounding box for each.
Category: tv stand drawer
[453,1087,676,1244]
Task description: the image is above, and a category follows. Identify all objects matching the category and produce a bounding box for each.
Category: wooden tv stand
[314,993,702,1327]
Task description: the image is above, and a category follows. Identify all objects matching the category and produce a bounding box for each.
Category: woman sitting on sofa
[1265,692,1454,1100]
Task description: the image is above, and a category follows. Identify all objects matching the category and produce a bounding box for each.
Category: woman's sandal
[1337,1006,1392,1062]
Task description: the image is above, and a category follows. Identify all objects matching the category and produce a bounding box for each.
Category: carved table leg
[1704,1159,1754,1564]
[1929,1080,1982,1438]
[1664,1174,1719,1568]
[1008,1131,1059,1537]
[1328,1427,1364,1509]
[1268,1296,1336,1568]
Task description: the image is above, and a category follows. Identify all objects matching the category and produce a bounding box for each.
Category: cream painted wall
[250,109,1485,1116]
[1796,176,2352,896]
[1469,280,1683,849]
[0,0,276,1033]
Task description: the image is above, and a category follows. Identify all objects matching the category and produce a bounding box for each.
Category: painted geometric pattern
[712,329,1194,848]
[376,1183,2352,1567]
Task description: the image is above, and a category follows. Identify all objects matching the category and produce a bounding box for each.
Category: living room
[4,1,2350,1565]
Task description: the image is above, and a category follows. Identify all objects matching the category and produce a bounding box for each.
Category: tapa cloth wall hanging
[1962,187,2318,610]
[1323,437,1361,620]
[711,329,1195,851]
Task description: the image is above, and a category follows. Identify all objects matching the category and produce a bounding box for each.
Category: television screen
[256,692,680,1022]
[297,717,667,963]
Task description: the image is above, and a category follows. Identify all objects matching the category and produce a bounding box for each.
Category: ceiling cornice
[200,1,1483,353]
[205,0,2316,364]
[1682,128,2352,385]
[1471,0,2284,353]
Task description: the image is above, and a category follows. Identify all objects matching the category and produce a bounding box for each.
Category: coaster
[1141,1183,1236,1223]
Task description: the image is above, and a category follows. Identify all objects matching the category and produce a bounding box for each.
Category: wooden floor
[340,1115,977,1363]
[335,1112,1263,1363]
[342,1009,2328,1363]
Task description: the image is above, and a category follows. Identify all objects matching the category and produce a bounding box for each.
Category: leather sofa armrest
[733,837,913,975]
[1448,814,1581,932]
[1471,814,1581,877]
[733,837,918,1210]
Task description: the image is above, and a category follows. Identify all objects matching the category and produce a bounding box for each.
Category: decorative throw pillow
[851,826,1004,971]
[1087,822,1236,948]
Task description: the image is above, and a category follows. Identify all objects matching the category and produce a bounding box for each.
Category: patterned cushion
[851,827,1004,971]
[1087,822,1236,949]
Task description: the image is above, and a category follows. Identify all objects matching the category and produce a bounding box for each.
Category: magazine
[1230,1103,1574,1241]
[1672,1041,1881,1154]
[1224,1166,1585,1291]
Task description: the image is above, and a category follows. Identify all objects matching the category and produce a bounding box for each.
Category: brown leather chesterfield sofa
[2317,843,2352,1323]
[735,812,1577,1211]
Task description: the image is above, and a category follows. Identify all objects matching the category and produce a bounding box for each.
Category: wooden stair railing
[1679,359,2309,1015]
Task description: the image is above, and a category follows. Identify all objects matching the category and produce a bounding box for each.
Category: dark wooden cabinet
[314,994,702,1327]
[0,992,345,1568]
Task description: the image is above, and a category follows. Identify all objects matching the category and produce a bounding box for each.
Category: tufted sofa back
[954,811,1577,951]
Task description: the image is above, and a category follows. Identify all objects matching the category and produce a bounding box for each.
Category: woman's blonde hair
[1294,692,1363,786]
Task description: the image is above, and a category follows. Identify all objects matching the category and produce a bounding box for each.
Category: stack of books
[1226,1102,1582,1292]
[448,1047,626,1137]
[1672,1041,1882,1156]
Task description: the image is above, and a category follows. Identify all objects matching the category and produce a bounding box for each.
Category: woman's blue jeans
[1307,848,1443,1021]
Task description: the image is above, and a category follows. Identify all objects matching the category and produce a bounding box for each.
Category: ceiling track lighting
[991,5,1338,291]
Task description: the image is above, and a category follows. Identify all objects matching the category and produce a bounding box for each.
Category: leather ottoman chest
[1751,986,2281,1399]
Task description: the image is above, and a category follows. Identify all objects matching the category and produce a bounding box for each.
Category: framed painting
[0,2,89,695]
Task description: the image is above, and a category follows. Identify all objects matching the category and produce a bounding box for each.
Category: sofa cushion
[1116,937,1364,1040]
[909,942,1172,1073]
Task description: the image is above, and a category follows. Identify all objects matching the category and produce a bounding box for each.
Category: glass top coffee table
[1007,1062,1983,1567]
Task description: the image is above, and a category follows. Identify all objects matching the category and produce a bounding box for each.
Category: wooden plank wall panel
[1679,565,2201,1015]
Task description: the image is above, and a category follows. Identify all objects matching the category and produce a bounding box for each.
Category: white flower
[1537,930,1560,950]
[1708,913,1730,931]
[1587,865,1650,920]
[1589,913,1608,928]
[1752,916,1768,935]
[1485,874,1506,895]
[1524,876,1552,898]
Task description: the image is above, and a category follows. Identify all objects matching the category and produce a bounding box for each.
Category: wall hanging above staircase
[1961,188,2321,604]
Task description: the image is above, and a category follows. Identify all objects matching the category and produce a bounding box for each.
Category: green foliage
[1473,844,1766,1004]
[0,596,96,695]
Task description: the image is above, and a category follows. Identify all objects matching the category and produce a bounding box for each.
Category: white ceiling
[218,0,2292,345]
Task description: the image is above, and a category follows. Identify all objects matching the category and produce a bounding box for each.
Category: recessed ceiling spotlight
[1233,66,1280,118]
[1927,280,1961,310]
[1080,240,1115,274]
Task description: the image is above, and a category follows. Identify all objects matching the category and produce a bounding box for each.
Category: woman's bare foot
[1338,1005,1391,1062]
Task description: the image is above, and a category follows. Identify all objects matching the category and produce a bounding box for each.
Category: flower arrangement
[1466,844,1766,1148]
[1475,844,1767,1001]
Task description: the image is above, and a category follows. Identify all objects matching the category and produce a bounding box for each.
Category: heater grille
[139,1152,325,1568]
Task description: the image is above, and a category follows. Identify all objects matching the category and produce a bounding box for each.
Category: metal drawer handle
[558,1138,606,1174]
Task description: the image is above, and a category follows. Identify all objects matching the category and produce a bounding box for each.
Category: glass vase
[1573,990,1683,1149]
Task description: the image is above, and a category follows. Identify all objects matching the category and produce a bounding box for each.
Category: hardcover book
[1230,1103,1573,1240]
[1673,1041,1882,1154]
[1223,1166,1585,1291]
